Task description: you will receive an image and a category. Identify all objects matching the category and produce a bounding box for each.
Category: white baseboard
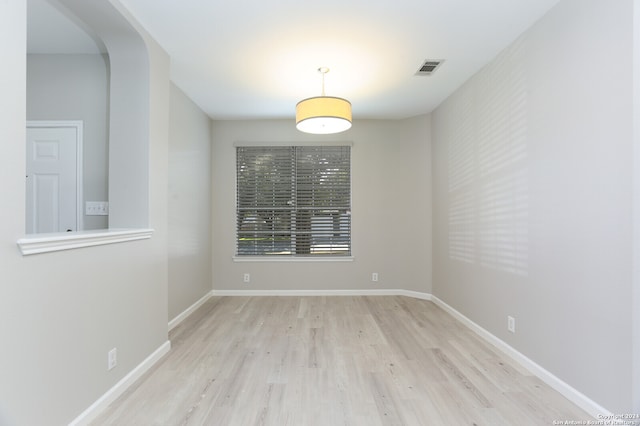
[210,289,426,297]
[211,289,610,417]
[430,295,612,419]
[168,290,213,331]
[397,289,432,300]
[70,290,611,425]
[68,341,171,426]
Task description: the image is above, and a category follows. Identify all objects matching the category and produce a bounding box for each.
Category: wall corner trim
[168,290,214,331]
[68,340,170,426]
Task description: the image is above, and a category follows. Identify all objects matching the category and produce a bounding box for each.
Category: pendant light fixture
[296,67,352,134]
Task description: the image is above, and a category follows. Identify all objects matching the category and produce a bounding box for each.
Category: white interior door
[26,122,82,234]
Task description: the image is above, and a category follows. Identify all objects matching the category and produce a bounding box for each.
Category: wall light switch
[86,201,109,216]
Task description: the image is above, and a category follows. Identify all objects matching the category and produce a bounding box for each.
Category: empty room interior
[1,0,639,424]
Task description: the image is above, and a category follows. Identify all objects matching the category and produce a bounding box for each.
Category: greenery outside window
[236,145,351,257]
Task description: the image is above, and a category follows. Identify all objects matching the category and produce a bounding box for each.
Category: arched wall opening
[54,0,150,229]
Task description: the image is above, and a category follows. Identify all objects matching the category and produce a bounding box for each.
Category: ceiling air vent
[416,59,444,76]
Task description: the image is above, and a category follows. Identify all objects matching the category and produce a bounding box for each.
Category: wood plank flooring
[91,296,591,425]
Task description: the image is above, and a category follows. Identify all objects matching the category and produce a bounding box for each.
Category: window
[236,145,351,257]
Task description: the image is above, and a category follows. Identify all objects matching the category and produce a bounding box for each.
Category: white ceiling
[28,0,560,120]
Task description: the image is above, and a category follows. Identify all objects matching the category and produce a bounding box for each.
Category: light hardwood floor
[92,296,591,425]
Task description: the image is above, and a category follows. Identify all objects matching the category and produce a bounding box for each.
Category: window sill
[17,228,154,256]
[233,256,354,262]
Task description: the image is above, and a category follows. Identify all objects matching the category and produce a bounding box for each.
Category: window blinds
[236,145,351,256]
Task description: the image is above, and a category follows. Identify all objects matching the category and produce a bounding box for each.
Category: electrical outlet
[371,272,379,282]
[243,273,251,283]
[108,348,117,370]
[507,316,516,333]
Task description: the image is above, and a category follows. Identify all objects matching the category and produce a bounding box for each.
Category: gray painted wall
[27,53,109,230]
[633,0,640,414]
[432,0,635,412]
[168,83,213,321]
[2,0,636,423]
[211,117,432,294]
[0,1,170,424]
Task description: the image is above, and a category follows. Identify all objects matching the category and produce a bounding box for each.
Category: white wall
[211,117,432,293]
[168,83,212,321]
[0,1,170,424]
[0,3,27,422]
[27,53,110,230]
[432,0,635,412]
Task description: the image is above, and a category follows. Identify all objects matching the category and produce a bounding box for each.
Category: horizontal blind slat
[237,145,350,256]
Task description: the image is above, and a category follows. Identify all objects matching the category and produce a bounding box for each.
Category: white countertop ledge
[17,228,154,256]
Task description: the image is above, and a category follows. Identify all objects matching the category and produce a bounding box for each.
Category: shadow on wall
[447,38,529,277]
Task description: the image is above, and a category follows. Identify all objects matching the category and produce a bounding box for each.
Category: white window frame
[234,142,353,261]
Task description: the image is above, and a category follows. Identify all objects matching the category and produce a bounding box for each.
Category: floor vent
[416,59,444,76]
